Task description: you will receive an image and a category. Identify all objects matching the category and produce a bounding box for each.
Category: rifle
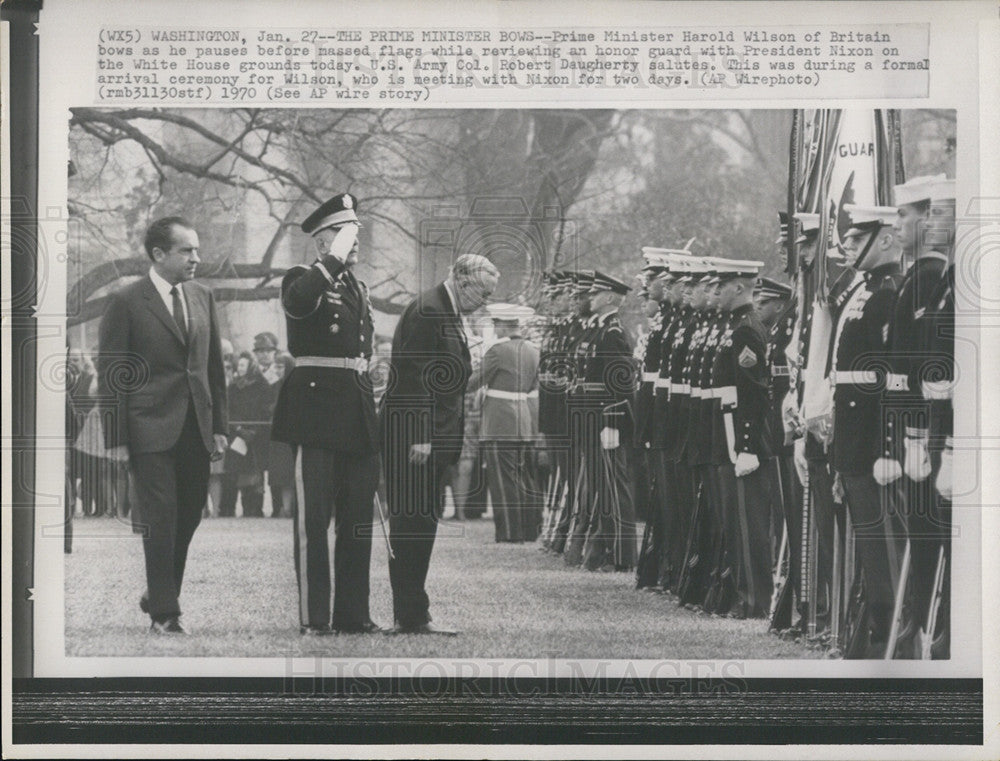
[918,544,947,660]
[884,538,912,660]
[676,478,704,606]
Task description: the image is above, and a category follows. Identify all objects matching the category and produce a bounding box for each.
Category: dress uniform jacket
[480,336,540,440]
[271,257,378,452]
[695,310,730,467]
[635,305,668,448]
[883,252,949,460]
[832,263,902,474]
[538,315,574,438]
[766,302,797,452]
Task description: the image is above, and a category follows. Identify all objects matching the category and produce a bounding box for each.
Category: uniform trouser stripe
[294,447,309,625]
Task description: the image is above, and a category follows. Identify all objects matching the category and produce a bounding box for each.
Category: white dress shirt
[149,266,188,333]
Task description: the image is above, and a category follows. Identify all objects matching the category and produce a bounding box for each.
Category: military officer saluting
[271,192,384,636]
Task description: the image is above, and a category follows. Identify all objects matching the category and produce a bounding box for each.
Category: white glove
[832,471,845,504]
[229,436,248,456]
[734,452,760,477]
[873,457,903,486]
[600,427,620,450]
[328,223,358,263]
[903,436,931,482]
[936,446,953,499]
[782,391,803,440]
[793,437,808,486]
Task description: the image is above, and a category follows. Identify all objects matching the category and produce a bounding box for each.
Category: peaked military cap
[487,303,535,323]
[590,270,631,295]
[301,192,360,235]
[843,204,898,239]
[755,276,793,301]
[707,258,764,284]
[893,174,947,207]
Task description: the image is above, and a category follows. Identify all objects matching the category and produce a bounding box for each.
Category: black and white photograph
[58,105,960,662]
[4,0,997,756]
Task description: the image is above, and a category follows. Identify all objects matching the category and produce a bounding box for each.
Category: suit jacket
[97,274,227,455]
[270,257,378,452]
[479,336,540,440]
[382,283,472,462]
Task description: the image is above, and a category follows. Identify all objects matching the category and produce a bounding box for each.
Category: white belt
[886,372,909,391]
[921,379,953,399]
[671,383,690,395]
[771,365,789,377]
[296,355,369,372]
[654,377,671,388]
[643,372,660,383]
[834,370,878,385]
[486,389,538,401]
[691,387,703,398]
[714,386,737,406]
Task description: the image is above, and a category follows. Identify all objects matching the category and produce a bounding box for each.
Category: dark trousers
[775,450,803,621]
[386,446,455,628]
[840,472,896,640]
[484,441,541,543]
[808,457,838,623]
[717,461,774,618]
[129,406,210,620]
[582,444,637,571]
[293,445,379,628]
[636,448,666,588]
[549,439,576,554]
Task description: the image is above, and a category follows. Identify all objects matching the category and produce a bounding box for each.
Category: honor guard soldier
[271,192,384,636]
[708,258,774,619]
[660,254,701,596]
[755,271,799,632]
[912,178,955,659]
[563,270,602,566]
[872,175,950,658]
[571,271,638,572]
[692,257,736,615]
[538,271,575,550]
[635,249,672,588]
[790,210,838,636]
[674,256,718,608]
[642,250,690,592]
[480,303,542,543]
[829,203,904,657]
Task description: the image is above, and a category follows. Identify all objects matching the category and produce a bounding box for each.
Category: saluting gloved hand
[322,223,359,265]
[793,437,808,486]
[600,427,620,450]
[873,456,903,486]
[903,435,932,482]
[936,444,953,500]
[734,452,760,477]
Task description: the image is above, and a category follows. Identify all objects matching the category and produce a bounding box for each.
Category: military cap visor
[302,193,360,235]
[894,174,947,207]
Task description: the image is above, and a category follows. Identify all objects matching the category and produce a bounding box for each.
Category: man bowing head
[383,253,500,635]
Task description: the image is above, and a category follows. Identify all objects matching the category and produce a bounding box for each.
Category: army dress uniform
[709,263,775,620]
[635,295,670,588]
[271,193,381,634]
[480,305,542,543]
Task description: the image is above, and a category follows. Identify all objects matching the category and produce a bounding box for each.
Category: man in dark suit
[383,253,500,635]
[98,216,228,635]
[270,193,383,636]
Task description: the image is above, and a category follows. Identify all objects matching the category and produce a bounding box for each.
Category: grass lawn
[65,515,817,659]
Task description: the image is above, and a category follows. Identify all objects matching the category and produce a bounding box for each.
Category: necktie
[170,285,188,343]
